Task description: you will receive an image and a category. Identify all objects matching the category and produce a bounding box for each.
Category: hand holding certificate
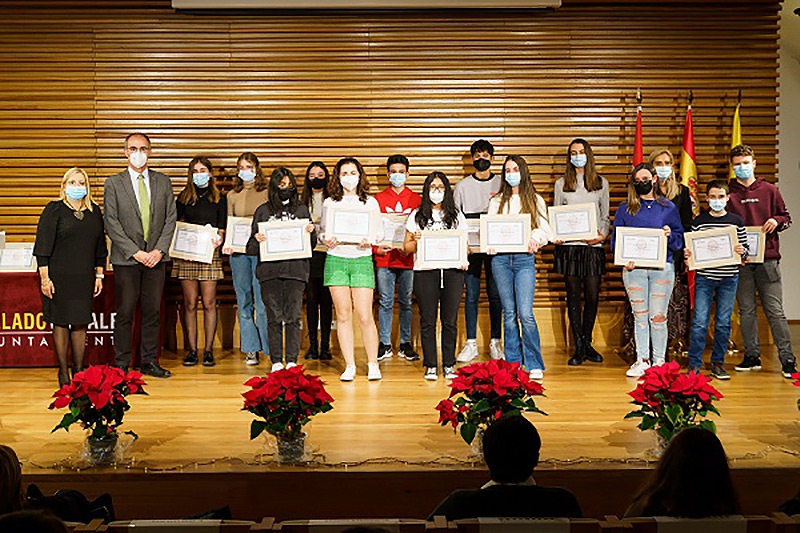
[549,203,598,242]
[479,214,531,254]
[684,226,740,271]
[416,229,468,270]
[614,226,668,269]
[169,222,218,264]
[744,226,765,264]
[324,204,379,246]
[258,218,313,262]
[379,213,409,249]
[222,216,253,254]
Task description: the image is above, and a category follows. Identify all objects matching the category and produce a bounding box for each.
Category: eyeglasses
[429,186,446,192]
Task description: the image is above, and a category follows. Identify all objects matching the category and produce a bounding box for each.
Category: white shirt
[128,167,152,207]
[406,207,468,271]
[320,195,383,259]
[487,193,553,246]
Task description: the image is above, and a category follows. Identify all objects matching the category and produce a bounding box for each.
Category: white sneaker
[367,362,382,381]
[424,367,438,381]
[529,369,544,381]
[340,365,356,382]
[244,352,259,365]
[285,362,297,369]
[489,338,505,360]
[443,366,457,380]
[271,362,284,372]
[457,341,479,363]
[626,360,651,378]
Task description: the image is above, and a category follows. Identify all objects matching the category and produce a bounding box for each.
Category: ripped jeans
[622,263,675,365]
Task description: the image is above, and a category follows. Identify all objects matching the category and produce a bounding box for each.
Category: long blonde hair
[498,155,540,229]
[648,148,680,200]
[59,167,95,211]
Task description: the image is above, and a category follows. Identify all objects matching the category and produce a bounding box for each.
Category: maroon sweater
[727,177,791,260]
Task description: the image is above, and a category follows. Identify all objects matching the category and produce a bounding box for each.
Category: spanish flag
[680,105,699,216]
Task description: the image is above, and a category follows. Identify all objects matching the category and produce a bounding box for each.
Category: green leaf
[472,399,491,414]
[665,403,682,425]
[640,416,658,431]
[460,423,478,445]
[625,411,644,419]
[250,420,268,440]
[699,420,717,434]
[707,404,721,416]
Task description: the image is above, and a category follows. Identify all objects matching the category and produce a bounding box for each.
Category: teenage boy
[374,154,421,361]
[684,180,747,380]
[727,144,797,378]
[453,139,503,362]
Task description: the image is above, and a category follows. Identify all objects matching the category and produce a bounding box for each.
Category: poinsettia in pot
[49,365,147,466]
[792,372,800,411]
[242,365,334,464]
[625,361,723,455]
[435,359,546,456]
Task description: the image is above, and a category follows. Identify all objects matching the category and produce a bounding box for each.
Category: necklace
[65,200,84,220]
[643,199,655,209]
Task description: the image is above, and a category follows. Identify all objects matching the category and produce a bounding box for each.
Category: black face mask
[278,187,295,202]
[473,158,491,172]
[634,180,653,196]
[309,178,326,190]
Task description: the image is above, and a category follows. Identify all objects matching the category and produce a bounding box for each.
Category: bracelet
[96,273,105,279]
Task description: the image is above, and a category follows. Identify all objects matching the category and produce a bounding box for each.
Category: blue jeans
[622,263,675,364]
[491,253,543,371]
[229,254,269,354]
[688,274,738,368]
[465,253,502,340]
[376,267,413,346]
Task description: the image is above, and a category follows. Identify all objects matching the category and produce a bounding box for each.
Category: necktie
[137,174,150,241]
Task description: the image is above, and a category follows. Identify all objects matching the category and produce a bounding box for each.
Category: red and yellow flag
[680,105,699,216]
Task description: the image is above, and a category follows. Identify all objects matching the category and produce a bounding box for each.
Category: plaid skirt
[171,250,224,281]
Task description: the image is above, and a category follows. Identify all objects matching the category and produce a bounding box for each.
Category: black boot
[567,331,586,366]
[584,331,604,363]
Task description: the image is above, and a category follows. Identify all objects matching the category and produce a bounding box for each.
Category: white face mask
[429,190,445,204]
[129,151,148,169]
[340,174,359,191]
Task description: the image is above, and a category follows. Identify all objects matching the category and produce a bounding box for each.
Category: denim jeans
[465,253,502,340]
[737,260,796,365]
[491,253,543,371]
[622,262,675,364]
[229,253,269,354]
[688,274,738,368]
[376,267,413,346]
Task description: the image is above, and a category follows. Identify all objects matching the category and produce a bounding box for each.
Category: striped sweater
[689,210,748,279]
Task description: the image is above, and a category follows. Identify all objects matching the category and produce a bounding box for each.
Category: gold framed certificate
[548,203,598,242]
[685,226,740,271]
[466,219,481,252]
[168,222,217,264]
[223,216,253,254]
[0,242,36,272]
[417,229,469,270]
[379,213,409,249]
[614,227,667,269]
[258,218,312,262]
[479,214,531,253]
[324,204,379,244]
[744,226,765,264]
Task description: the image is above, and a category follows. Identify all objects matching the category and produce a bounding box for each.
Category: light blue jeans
[376,267,413,346]
[491,253,543,371]
[622,263,675,364]
[230,254,269,354]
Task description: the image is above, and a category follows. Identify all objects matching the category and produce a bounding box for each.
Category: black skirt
[553,245,606,277]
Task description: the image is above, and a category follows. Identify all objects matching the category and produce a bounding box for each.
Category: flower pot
[276,433,306,464]
[469,429,485,461]
[86,432,118,466]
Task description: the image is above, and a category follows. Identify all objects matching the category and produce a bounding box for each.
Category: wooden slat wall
[0,0,779,304]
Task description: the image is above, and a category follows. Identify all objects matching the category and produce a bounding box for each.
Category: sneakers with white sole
[340,365,356,382]
[367,362,382,381]
[626,359,651,378]
[457,341,479,363]
[443,366,457,380]
[489,338,504,360]
[424,367,438,381]
[528,369,544,381]
[244,352,259,366]
[271,362,284,373]
[285,362,297,369]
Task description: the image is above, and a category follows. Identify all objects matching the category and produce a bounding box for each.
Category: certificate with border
[169,222,216,264]
[0,242,36,272]
[479,214,531,253]
[466,219,481,252]
[258,218,312,262]
[744,226,765,264]
[417,229,468,270]
[549,203,598,242]
[685,226,740,271]
[379,213,409,249]
[614,227,667,269]
[223,216,253,254]
[324,204,378,245]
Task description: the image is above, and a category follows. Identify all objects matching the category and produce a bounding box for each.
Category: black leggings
[564,275,601,344]
[305,275,332,351]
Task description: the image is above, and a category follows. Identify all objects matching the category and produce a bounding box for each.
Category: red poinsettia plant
[625,361,723,443]
[242,365,334,440]
[435,359,546,445]
[49,365,148,438]
[792,372,800,411]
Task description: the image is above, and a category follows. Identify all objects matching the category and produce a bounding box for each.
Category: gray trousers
[736,259,796,365]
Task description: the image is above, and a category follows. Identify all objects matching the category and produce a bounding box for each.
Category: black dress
[33,201,107,326]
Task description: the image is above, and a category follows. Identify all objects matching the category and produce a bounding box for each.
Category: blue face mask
[709,198,727,213]
[734,163,754,180]
[505,172,521,187]
[655,166,673,181]
[570,154,587,168]
[239,169,256,182]
[389,173,406,188]
[193,172,210,187]
[65,185,87,201]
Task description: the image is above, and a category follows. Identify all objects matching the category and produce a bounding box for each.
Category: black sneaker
[567,354,584,366]
[141,362,171,378]
[711,363,730,381]
[319,348,333,361]
[305,346,319,360]
[183,351,198,366]
[202,351,215,367]
[399,342,420,361]
[781,361,798,379]
[377,343,393,361]
[734,356,761,372]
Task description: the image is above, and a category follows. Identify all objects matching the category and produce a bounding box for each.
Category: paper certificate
[258,219,312,262]
[0,242,36,272]
[380,214,409,249]
[549,203,598,241]
[480,214,531,253]
[614,227,667,269]
[685,227,740,271]
[223,216,253,254]
[744,226,765,264]
[169,222,217,264]
[466,219,481,252]
[417,229,468,270]
[325,204,378,244]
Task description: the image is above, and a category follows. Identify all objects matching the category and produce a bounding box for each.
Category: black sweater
[246,201,316,282]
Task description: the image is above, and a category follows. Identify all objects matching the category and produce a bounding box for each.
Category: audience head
[0,444,23,515]
[0,511,68,533]
[482,415,541,484]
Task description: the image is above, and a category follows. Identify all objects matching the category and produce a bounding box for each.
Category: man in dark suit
[104,132,176,378]
[428,416,582,520]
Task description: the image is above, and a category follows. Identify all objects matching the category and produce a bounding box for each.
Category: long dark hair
[328,157,369,203]
[267,167,298,213]
[497,155,540,230]
[301,161,329,207]
[626,162,669,216]
[627,428,740,518]
[0,444,23,514]
[564,138,602,193]
[233,152,267,193]
[178,156,221,205]
[415,171,458,230]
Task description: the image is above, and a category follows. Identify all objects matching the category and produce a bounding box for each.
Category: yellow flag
[729,104,742,179]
